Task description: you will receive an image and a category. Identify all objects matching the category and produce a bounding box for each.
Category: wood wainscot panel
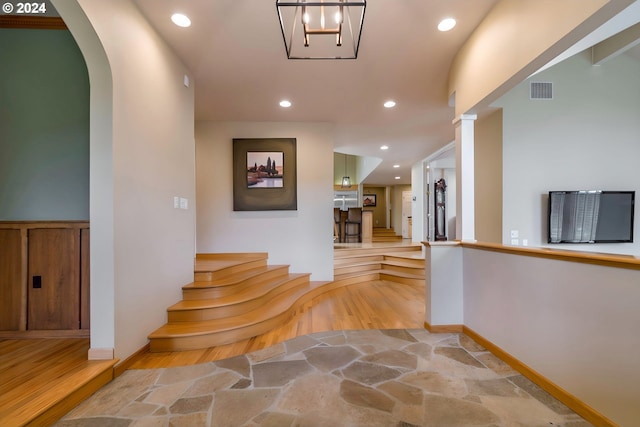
[28,228,81,330]
[80,228,90,329]
[0,229,24,330]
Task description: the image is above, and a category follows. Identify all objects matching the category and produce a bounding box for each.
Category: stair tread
[333,254,424,265]
[379,268,425,278]
[184,265,289,289]
[336,268,424,280]
[150,281,330,338]
[334,259,422,269]
[334,246,421,255]
[169,273,310,311]
[194,259,251,273]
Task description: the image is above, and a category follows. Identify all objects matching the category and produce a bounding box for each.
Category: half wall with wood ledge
[423,240,640,427]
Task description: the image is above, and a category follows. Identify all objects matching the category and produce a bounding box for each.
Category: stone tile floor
[55,329,592,427]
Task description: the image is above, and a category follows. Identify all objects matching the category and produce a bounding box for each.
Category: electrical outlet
[522,239,528,246]
[511,239,519,245]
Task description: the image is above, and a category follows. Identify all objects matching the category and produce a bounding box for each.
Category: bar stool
[334,208,341,242]
[345,207,362,243]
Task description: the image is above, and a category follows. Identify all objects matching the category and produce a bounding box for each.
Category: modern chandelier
[276,0,366,59]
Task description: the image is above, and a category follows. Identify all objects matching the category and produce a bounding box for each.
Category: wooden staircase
[334,244,425,286]
[148,253,331,352]
[148,247,425,352]
[372,227,403,242]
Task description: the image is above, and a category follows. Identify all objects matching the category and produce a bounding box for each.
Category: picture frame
[233,138,297,211]
[363,194,376,207]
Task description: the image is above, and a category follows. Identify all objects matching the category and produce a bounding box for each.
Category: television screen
[548,191,635,243]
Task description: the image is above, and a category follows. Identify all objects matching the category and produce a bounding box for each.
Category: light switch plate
[173,196,180,209]
[180,198,188,210]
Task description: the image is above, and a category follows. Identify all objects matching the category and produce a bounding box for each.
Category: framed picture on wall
[363,194,376,207]
[233,138,297,211]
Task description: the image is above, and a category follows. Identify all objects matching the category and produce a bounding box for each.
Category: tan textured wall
[362,186,386,228]
[448,0,630,116]
[474,109,502,243]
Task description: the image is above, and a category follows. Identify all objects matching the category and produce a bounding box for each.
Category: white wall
[497,50,640,255]
[196,121,334,281]
[463,247,640,426]
[56,0,196,360]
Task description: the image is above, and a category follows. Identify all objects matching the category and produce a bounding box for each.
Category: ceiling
[131,0,499,185]
[131,0,640,186]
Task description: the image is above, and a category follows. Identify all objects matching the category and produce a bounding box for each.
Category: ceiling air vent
[530,82,553,100]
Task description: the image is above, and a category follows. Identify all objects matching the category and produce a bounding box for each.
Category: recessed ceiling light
[383,100,396,108]
[279,100,292,108]
[393,164,400,168]
[438,18,456,32]
[395,176,401,180]
[380,145,389,150]
[171,13,191,28]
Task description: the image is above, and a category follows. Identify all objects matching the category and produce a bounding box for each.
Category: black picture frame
[233,138,297,211]
[363,194,376,207]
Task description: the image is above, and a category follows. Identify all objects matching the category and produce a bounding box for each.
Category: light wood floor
[131,279,425,369]
[0,338,116,427]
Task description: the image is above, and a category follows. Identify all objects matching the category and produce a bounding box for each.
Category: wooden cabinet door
[28,229,80,330]
[0,229,24,330]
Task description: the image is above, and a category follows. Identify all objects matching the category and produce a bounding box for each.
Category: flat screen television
[548,191,635,243]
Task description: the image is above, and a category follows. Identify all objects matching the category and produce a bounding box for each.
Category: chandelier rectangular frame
[276,0,366,60]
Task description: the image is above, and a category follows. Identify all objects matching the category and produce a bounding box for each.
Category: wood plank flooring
[0,338,116,427]
[131,279,425,369]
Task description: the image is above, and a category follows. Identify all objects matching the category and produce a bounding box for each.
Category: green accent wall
[0,28,89,220]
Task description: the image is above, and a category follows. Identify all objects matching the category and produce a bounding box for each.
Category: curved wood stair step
[334,268,424,286]
[335,258,423,271]
[334,255,384,266]
[381,263,425,277]
[182,265,290,300]
[372,228,399,235]
[194,255,268,281]
[334,263,384,275]
[379,271,424,286]
[167,273,310,322]
[334,245,422,258]
[383,252,425,261]
[372,236,404,242]
[149,280,331,352]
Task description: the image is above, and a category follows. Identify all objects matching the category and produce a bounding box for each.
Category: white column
[453,114,477,242]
